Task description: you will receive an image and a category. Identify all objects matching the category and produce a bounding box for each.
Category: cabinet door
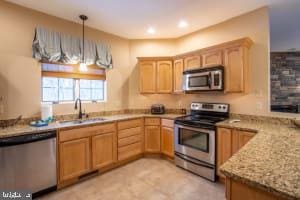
[139,61,156,93]
[161,126,174,157]
[59,138,90,181]
[224,46,245,93]
[202,50,223,67]
[238,130,255,149]
[157,61,173,93]
[145,126,161,153]
[173,59,184,93]
[217,128,232,178]
[184,55,201,70]
[92,132,115,169]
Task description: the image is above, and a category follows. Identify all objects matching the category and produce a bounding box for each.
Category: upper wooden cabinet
[157,61,173,93]
[184,55,201,70]
[173,59,184,93]
[202,50,223,67]
[139,61,156,93]
[139,59,173,94]
[224,46,248,93]
[138,37,253,94]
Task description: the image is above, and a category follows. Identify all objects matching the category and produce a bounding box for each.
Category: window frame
[41,77,107,104]
[78,79,105,102]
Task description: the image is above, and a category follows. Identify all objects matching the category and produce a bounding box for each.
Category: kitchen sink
[59,117,107,125]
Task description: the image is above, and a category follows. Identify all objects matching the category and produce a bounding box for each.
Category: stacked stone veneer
[271,51,300,105]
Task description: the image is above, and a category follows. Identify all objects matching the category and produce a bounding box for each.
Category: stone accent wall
[271,52,300,106]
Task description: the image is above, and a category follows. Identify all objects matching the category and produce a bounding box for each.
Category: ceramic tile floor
[39,158,225,200]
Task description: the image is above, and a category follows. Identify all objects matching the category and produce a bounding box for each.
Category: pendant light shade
[79,14,88,72]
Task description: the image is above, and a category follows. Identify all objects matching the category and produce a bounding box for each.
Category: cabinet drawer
[118,135,141,147]
[117,119,142,130]
[59,123,115,142]
[118,142,142,161]
[118,127,142,139]
[145,118,160,126]
[161,119,174,128]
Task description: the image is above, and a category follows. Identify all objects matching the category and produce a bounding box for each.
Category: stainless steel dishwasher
[0,130,57,197]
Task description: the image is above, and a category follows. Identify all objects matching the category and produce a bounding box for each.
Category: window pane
[91,80,103,89]
[43,77,58,88]
[59,89,74,101]
[92,89,104,100]
[43,88,58,102]
[59,78,74,89]
[80,89,91,100]
[80,79,91,88]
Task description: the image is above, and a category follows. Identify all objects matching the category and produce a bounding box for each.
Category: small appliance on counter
[151,104,165,114]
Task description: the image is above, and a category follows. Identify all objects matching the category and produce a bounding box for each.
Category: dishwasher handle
[0,131,57,147]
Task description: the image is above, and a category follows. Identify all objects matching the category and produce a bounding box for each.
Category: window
[42,77,105,103]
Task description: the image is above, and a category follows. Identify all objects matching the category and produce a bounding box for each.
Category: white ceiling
[6,0,286,39]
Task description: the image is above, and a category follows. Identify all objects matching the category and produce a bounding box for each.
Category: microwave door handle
[208,72,212,88]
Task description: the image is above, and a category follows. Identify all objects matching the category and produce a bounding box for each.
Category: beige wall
[0,2,297,119]
[0,1,130,119]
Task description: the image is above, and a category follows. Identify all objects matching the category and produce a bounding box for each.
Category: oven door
[183,71,211,91]
[174,124,215,165]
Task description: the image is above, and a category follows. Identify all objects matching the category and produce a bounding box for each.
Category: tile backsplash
[271,52,300,110]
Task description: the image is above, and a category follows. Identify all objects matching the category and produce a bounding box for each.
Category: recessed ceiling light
[178,20,188,28]
[147,27,156,34]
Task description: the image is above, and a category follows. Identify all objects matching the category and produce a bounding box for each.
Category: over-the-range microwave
[183,65,224,92]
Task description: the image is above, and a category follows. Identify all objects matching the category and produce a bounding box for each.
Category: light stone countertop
[0,114,182,139]
[217,119,300,200]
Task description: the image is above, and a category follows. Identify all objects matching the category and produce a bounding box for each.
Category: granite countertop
[0,114,182,139]
[217,119,300,200]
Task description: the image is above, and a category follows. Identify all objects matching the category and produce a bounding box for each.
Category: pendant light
[79,15,88,71]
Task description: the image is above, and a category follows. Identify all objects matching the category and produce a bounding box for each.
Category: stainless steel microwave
[183,65,224,92]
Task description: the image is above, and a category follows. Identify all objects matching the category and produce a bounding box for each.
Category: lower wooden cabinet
[59,138,91,181]
[145,125,161,153]
[226,178,285,200]
[217,127,255,179]
[161,126,174,157]
[117,118,144,161]
[92,132,116,169]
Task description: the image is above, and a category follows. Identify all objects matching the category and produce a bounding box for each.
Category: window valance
[33,27,113,69]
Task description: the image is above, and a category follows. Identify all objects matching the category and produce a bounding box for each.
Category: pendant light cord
[80,15,88,63]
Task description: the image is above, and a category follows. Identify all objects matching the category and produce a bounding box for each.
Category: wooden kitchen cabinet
[226,178,285,200]
[201,49,223,67]
[59,138,91,181]
[173,59,184,93]
[92,132,116,169]
[157,61,173,93]
[217,128,232,178]
[145,125,161,153]
[117,118,143,161]
[184,55,201,70]
[139,61,156,93]
[223,39,252,93]
[217,127,255,179]
[161,127,173,156]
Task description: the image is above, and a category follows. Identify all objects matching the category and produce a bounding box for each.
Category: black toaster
[151,104,165,114]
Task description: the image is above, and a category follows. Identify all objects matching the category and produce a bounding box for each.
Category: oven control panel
[191,102,229,113]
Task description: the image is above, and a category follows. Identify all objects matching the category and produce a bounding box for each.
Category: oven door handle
[175,124,215,134]
[176,153,214,169]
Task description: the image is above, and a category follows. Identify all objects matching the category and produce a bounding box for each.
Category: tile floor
[39,158,225,200]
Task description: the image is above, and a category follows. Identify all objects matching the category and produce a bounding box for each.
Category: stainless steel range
[174,102,229,182]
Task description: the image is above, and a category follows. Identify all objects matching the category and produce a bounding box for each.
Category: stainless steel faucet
[74,98,84,119]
